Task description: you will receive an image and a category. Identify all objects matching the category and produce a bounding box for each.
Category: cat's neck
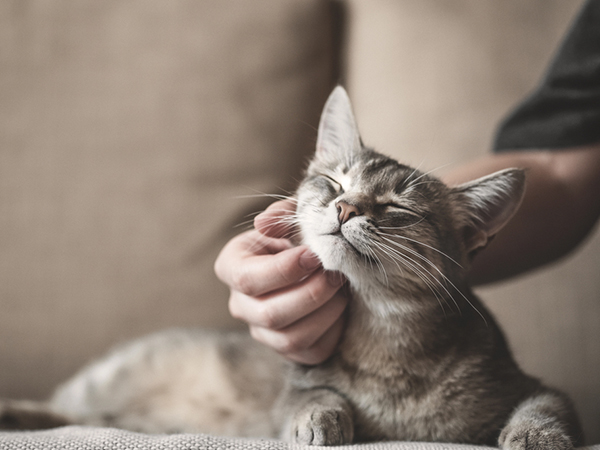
[336,283,475,378]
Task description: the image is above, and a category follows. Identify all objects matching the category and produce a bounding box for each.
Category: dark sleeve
[494,0,600,152]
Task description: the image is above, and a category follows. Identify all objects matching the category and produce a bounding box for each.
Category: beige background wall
[347,0,599,443]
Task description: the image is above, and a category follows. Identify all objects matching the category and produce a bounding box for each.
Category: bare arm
[442,143,600,285]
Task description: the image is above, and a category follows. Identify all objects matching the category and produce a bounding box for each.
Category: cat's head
[296,87,525,300]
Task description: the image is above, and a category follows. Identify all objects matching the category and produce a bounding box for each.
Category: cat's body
[0,87,582,449]
[48,329,283,436]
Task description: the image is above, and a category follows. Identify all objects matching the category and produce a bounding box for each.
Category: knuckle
[273,256,295,286]
[304,275,329,307]
[213,259,222,280]
[213,233,245,282]
[248,326,262,342]
[227,295,243,321]
[250,327,308,355]
[255,302,282,330]
[249,326,263,343]
[213,253,228,282]
[297,349,328,366]
[230,268,258,297]
[276,333,306,355]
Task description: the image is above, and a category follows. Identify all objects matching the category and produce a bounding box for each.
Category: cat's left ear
[316,86,362,164]
[451,168,526,255]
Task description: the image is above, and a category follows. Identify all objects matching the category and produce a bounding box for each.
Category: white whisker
[377,232,462,268]
[372,239,454,314]
[371,240,450,316]
[378,235,487,325]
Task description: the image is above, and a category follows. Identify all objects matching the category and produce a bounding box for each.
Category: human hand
[214,200,348,365]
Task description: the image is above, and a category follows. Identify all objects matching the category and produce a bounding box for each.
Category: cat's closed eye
[323,175,344,194]
[380,202,419,216]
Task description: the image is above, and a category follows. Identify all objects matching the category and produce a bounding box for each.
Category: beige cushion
[0,0,339,399]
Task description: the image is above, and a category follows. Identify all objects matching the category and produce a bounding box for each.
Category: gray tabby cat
[1,87,582,449]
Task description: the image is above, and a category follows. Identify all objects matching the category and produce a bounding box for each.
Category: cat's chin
[305,234,361,274]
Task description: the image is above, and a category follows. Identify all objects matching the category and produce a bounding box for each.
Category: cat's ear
[316,86,362,163]
[451,169,526,255]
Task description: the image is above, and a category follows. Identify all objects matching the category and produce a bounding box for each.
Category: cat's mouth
[326,230,362,255]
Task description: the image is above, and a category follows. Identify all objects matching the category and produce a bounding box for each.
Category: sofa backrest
[0,0,341,400]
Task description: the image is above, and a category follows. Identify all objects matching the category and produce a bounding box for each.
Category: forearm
[442,144,600,285]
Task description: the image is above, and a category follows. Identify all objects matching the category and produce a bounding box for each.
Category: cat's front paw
[291,405,353,446]
[499,420,574,450]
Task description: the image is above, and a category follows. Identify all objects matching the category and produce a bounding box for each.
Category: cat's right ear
[316,86,362,164]
[450,168,526,256]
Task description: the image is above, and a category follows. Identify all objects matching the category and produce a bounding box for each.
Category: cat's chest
[350,379,439,441]
[303,317,464,441]
[312,357,450,442]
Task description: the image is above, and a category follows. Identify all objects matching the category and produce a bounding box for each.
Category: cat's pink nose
[337,201,361,224]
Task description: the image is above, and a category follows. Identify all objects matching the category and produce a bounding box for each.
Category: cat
[0,86,582,449]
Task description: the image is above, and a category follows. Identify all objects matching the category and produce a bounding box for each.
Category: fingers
[215,230,321,297]
[229,271,348,365]
[284,315,346,365]
[215,198,349,365]
[249,291,348,365]
[228,270,345,330]
[254,199,297,239]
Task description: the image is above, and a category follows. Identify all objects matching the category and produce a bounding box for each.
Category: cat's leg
[499,390,583,450]
[277,387,353,446]
[0,399,71,430]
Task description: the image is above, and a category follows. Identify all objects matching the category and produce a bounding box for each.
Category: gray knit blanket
[0,427,598,450]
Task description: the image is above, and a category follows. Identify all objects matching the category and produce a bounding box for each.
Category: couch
[1,1,598,448]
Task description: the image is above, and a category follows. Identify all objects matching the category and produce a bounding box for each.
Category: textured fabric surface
[0,427,598,450]
[0,426,489,450]
[0,0,339,400]
[1,427,599,450]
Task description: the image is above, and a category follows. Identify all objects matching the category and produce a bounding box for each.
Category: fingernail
[326,271,345,288]
[298,249,321,271]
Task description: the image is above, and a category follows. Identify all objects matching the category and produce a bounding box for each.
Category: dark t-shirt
[494,0,600,151]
